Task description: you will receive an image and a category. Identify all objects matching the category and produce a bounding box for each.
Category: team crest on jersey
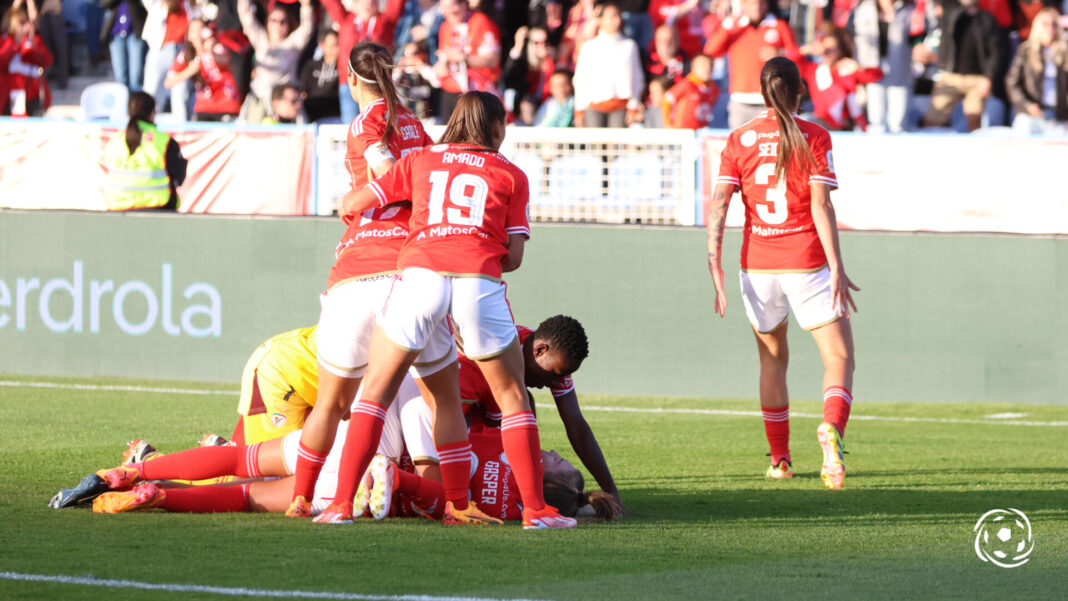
[740,130,758,147]
[429,144,449,153]
[271,413,287,427]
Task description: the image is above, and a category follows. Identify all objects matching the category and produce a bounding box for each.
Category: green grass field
[1,375,1066,601]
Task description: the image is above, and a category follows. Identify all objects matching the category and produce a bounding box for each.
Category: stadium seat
[547,155,602,206]
[80,82,129,122]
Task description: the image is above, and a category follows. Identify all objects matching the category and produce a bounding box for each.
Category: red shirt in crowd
[367,142,530,280]
[799,59,882,131]
[170,47,242,116]
[665,74,719,128]
[716,111,838,272]
[649,0,706,58]
[438,11,501,94]
[704,14,800,101]
[320,0,404,84]
[0,33,53,115]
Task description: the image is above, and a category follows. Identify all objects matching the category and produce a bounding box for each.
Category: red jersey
[0,33,53,114]
[329,99,433,287]
[438,11,501,94]
[320,0,404,82]
[665,75,720,129]
[171,48,242,116]
[367,143,530,280]
[799,59,882,131]
[468,427,521,521]
[458,325,575,422]
[716,111,838,272]
[650,0,706,58]
[703,14,800,101]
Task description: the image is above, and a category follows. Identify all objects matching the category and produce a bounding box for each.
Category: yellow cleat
[766,458,794,479]
[442,501,504,526]
[285,495,311,518]
[817,422,846,489]
[368,455,395,520]
[93,483,166,513]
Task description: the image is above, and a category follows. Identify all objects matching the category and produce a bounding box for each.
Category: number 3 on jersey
[428,170,488,227]
[753,163,788,225]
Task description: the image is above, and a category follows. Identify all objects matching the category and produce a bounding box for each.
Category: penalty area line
[0,380,238,396]
[0,572,551,601]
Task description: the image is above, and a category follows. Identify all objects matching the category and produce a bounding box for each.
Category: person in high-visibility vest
[104,91,187,211]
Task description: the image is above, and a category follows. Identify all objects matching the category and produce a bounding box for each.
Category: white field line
[1,380,1064,428]
[0,572,550,601]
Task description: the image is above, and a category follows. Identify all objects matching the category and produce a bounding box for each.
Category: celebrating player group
[52,50,859,528]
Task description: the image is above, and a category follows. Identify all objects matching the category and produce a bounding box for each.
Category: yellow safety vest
[104,121,175,211]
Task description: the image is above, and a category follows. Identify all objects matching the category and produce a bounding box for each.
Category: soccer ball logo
[974,508,1034,568]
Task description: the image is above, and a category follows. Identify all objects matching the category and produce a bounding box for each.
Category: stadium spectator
[320,0,405,124]
[646,23,686,85]
[649,0,705,58]
[142,0,197,118]
[618,0,652,51]
[573,2,645,128]
[852,0,915,133]
[663,53,719,128]
[502,26,555,120]
[299,30,341,123]
[237,0,313,124]
[798,25,883,131]
[704,0,801,128]
[390,0,443,65]
[393,39,436,119]
[202,0,254,99]
[101,0,149,92]
[527,0,567,48]
[643,73,670,127]
[434,0,502,121]
[533,69,574,126]
[914,0,1007,131]
[263,82,304,123]
[558,0,599,69]
[103,91,187,211]
[1013,0,1049,41]
[164,20,244,121]
[0,3,52,116]
[34,0,67,90]
[707,56,858,491]
[1006,7,1068,134]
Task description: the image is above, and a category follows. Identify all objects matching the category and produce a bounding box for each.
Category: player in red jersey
[705,57,859,490]
[286,42,435,520]
[316,91,575,529]
[456,315,623,512]
[663,54,720,129]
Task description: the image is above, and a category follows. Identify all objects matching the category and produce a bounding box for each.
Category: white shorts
[281,374,421,515]
[399,394,437,464]
[739,267,840,333]
[378,268,516,373]
[316,276,395,379]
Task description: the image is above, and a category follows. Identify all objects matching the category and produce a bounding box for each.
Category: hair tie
[355,72,377,84]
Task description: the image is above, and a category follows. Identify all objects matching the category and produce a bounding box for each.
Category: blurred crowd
[2,0,1067,133]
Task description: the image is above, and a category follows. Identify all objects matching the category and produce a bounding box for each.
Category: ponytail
[543,471,623,522]
[584,490,624,521]
[759,57,816,184]
[349,42,401,148]
[125,91,156,154]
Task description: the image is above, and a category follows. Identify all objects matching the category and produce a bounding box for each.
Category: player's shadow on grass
[624,485,1068,524]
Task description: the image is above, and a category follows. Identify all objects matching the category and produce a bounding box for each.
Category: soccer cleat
[817,422,846,489]
[95,465,143,490]
[121,439,159,465]
[313,501,354,524]
[766,458,794,479]
[92,482,166,513]
[198,433,230,447]
[368,455,396,520]
[354,461,375,519]
[441,501,503,526]
[522,505,577,530]
[49,473,110,508]
[285,495,312,518]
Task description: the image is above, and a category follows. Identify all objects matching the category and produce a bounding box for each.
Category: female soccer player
[705,56,859,490]
[287,42,434,519]
[317,91,575,529]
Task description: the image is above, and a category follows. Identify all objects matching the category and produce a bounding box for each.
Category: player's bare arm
[340,185,382,224]
[706,183,732,316]
[554,391,623,513]
[501,234,526,273]
[809,183,859,317]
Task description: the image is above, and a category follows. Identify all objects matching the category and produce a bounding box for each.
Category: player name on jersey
[441,152,487,168]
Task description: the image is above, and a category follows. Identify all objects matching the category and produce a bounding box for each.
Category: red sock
[761,405,790,464]
[159,484,249,513]
[139,444,262,481]
[501,411,545,511]
[396,469,445,519]
[291,441,329,502]
[437,441,472,511]
[823,386,853,437]
[333,400,388,507]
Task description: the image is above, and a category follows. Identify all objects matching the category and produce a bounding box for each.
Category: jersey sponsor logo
[442,152,486,168]
[751,223,806,237]
[335,226,409,255]
[826,150,835,174]
[271,412,287,427]
[414,224,489,239]
[0,261,221,337]
[429,144,449,153]
[740,130,758,147]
